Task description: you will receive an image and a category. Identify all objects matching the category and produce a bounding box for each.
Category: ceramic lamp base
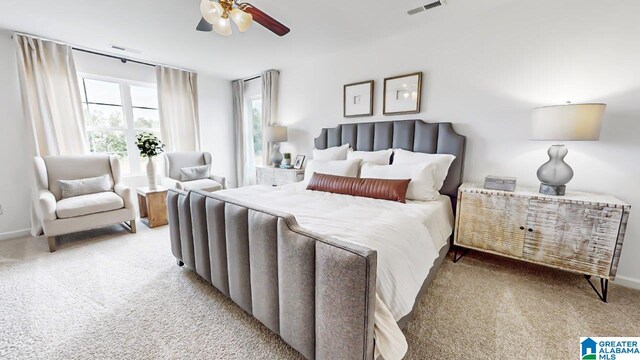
[536,144,573,197]
[271,143,283,168]
[539,183,566,196]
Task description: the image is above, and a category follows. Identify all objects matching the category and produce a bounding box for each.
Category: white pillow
[347,149,393,165]
[313,144,350,161]
[180,165,210,181]
[392,149,456,191]
[303,159,362,184]
[360,162,439,201]
[58,174,112,199]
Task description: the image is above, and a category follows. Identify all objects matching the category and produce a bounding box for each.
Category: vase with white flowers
[136,132,165,190]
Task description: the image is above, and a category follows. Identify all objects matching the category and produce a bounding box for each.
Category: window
[250,97,263,166]
[239,77,263,185]
[79,76,160,174]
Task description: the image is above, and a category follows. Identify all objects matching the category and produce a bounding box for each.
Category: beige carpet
[0,225,638,359]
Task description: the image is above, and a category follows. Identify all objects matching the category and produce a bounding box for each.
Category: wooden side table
[137,186,168,228]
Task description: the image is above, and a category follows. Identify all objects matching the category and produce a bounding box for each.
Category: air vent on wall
[407,0,445,15]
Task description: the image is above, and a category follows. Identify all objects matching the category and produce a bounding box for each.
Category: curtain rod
[11,32,195,73]
[243,75,260,82]
[241,69,279,83]
[71,47,155,68]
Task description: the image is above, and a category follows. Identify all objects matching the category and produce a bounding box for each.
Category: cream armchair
[162,152,226,192]
[33,155,137,252]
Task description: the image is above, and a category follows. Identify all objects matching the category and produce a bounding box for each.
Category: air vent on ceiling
[407,0,445,15]
[110,44,142,55]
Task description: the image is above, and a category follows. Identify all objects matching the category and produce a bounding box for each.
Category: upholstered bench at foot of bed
[167,189,377,360]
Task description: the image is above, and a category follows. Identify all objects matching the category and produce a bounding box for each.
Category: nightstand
[453,183,630,302]
[256,166,305,187]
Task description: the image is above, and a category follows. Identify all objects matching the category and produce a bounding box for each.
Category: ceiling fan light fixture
[200,0,224,24]
[195,1,289,36]
[230,8,253,32]
[213,16,232,36]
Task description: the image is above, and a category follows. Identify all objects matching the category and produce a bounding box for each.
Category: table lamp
[265,126,288,167]
[531,103,605,195]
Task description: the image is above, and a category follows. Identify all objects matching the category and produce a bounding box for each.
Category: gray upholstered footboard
[167,189,377,360]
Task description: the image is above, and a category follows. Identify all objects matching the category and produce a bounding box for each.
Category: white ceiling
[0,0,514,79]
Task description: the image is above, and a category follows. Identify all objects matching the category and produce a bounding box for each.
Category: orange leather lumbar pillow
[306,172,411,203]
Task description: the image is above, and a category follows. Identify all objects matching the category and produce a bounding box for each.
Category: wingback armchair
[33,155,137,252]
[162,152,226,192]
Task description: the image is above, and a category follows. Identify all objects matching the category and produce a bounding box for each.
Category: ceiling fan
[197,0,290,37]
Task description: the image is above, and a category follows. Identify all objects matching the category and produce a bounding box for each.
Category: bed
[166,120,465,360]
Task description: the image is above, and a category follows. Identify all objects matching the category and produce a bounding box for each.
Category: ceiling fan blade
[240,3,290,36]
[196,17,213,32]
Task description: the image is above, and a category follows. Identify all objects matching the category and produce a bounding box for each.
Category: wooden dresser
[256,166,305,187]
[454,183,630,301]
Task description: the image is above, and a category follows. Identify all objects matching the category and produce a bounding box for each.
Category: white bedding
[217,183,454,359]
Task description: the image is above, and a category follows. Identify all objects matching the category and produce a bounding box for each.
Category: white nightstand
[256,166,305,187]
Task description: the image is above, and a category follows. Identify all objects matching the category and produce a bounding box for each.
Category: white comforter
[217,183,453,359]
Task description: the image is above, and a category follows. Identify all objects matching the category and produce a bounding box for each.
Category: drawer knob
[519,226,525,230]
[528,228,533,232]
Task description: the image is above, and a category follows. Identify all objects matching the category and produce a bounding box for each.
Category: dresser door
[523,199,623,277]
[257,168,275,186]
[274,170,290,186]
[456,192,528,257]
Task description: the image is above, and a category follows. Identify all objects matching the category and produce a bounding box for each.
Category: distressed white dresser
[453,183,630,302]
[256,166,305,187]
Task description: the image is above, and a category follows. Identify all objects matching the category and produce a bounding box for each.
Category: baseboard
[613,275,640,290]
[0,228,31,241]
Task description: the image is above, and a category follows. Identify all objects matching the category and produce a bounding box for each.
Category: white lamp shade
[231,8,253,32]
[212,16,232,36]
[531,103,605,141]
[200,0,224,24]
[265,126,288,142]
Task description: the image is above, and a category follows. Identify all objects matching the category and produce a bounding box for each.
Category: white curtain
[233,79,255,187]
[14,34,88,157]
[156,66,200,152]
[261,69,279,166]
[14,34,89,236]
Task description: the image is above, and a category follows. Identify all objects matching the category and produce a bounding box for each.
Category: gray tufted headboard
[313,119,466,201]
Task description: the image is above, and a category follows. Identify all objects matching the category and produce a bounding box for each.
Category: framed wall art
[383,72,422,115]
[343,80,374,118]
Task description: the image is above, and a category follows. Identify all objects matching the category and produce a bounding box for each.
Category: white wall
[0,30,235,237]
[0,29,31,238]
[277,0,640,286]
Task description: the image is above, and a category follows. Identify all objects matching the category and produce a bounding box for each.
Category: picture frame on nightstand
[293,155,306,170]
